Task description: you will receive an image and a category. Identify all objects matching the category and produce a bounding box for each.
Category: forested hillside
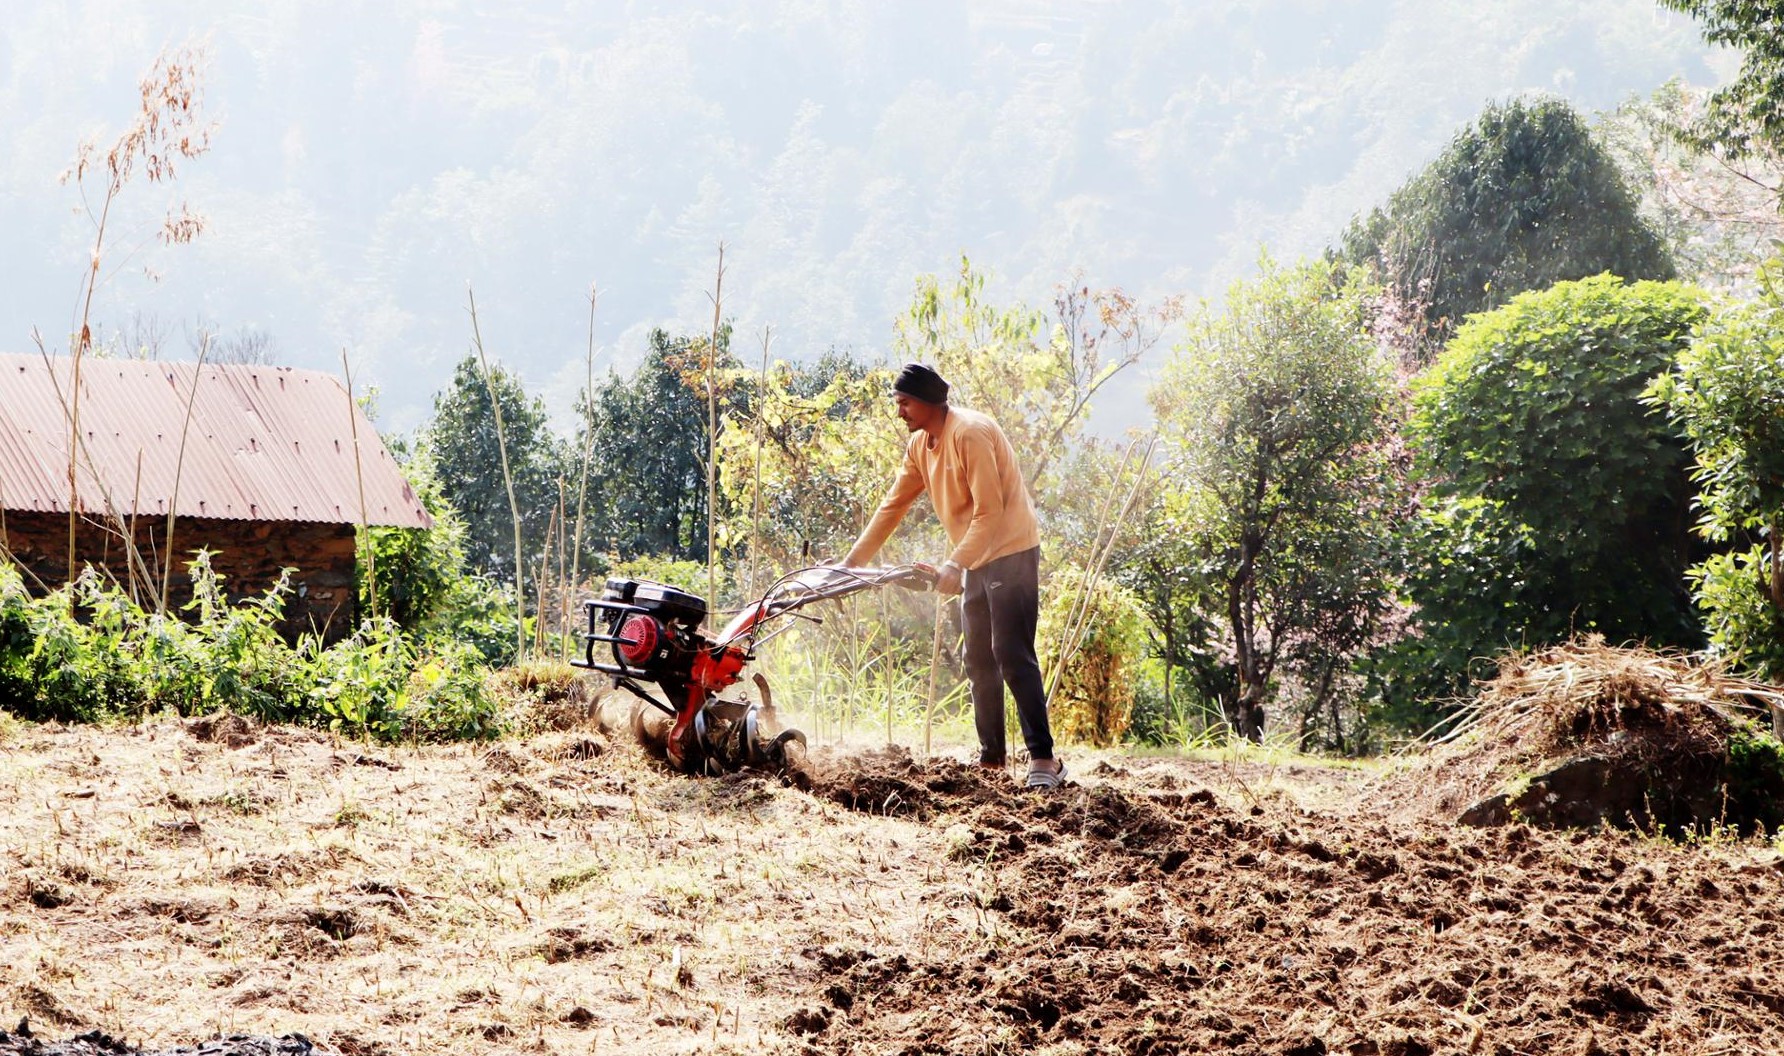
[0,0,1725,430]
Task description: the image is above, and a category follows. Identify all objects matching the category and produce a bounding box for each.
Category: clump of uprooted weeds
[489,659,598,733]
[1384,636,1784,832]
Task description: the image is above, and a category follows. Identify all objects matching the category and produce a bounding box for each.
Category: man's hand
[920,559,963,596]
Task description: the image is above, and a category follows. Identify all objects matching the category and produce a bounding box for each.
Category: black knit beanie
[894,362,949,404]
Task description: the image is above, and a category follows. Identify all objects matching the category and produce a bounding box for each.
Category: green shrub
[1040,565,1150,747]
[1686,547,1784,679]
[1400,274,1708,705]
[429,573,526,667]
[0,564,33,704]
[0,556,502,742]
[1647,257,1784,679]
[358,444,472,632]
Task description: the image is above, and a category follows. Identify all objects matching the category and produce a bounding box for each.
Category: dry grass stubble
[0,715,974,1055]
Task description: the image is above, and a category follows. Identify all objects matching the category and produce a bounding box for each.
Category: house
[0,352,431,640]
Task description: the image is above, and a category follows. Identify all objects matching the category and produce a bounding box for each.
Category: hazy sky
[0,1,1727,437]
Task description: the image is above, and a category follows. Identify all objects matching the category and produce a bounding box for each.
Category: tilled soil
[4,721,1782,1055]
[793,749,1784,1055]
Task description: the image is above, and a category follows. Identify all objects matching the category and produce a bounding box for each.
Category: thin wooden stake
[127,450,143,606]
[342,349,375,620]
[162,333,212,611]
[569,284,599,624]
[705,243,726,611]
[750,326,771,602]
[924,591,945,758]
[467,285,526,662]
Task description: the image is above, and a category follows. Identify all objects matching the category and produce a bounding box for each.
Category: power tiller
[572,564,935,775]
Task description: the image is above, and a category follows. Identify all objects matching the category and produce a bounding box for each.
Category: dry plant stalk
[750,326,772,602]
[924,590,946,757]
[30,337,168,606]
[341,349,375,619]
[161,334,212,610]
[534,502,561,656]
[567,284,599,659]
[126,451,144,604]
[555,480,568,654]
[466,286,526,661]
[705,243,726,611]
[1043,436,1156,703]
[62,44,214,593]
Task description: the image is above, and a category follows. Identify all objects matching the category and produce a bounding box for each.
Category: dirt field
[2,713,1781,1056]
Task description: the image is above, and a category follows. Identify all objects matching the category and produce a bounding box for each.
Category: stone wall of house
[0,511,358,641]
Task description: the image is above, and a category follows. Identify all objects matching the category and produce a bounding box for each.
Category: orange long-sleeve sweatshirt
[850,406,1040,571]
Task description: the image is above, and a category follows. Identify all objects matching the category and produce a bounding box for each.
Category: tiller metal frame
[572,564,934,774]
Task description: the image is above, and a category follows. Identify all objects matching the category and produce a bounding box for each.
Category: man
[842,363,1065,788]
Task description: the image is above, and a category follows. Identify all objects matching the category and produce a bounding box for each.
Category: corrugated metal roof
[0,353,432,528]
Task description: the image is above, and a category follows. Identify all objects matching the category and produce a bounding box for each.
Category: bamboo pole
[342,349,375,620]
[750,326,771,602]
[556,479,568,659]
[568,284,598,637]
[161,334,213,610]
[705,243,726,611]
[466,286,526,661]
[536,502,559,656]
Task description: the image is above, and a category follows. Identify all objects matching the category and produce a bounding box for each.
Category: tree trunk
[1300,658,1338,754]
[1232,688,1266,743]
[1226,532,1267,744]
[1769,521,1783,613]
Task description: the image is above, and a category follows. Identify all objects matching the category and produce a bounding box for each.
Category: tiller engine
[572,565,933,775]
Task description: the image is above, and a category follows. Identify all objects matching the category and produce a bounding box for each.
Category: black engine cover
[601,578,707,627]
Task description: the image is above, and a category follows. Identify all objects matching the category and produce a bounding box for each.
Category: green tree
[1115,517,1236,743]
[1340,97,1674,355]
[425,355,565,585]
[577,328,741,567]
[1151,256,1404,742]
[1648,256,1784,677]
[713,355,906,583]
[1658,0,1784,166]
[1404,274,1708,699]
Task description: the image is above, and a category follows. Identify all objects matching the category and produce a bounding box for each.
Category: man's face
[894,392,930,432]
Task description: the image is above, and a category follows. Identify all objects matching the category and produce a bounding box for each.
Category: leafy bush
[0,564,32,703]
[358,444,470,631]
[357,443,526,667]
[1401,274,1707,703]
[1686,547,1784,679]
[0,556,503,741]
[607,554,724,600]
[1647,257,1784,677]
[438,574,527,668]
[1040,564,1150,747]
